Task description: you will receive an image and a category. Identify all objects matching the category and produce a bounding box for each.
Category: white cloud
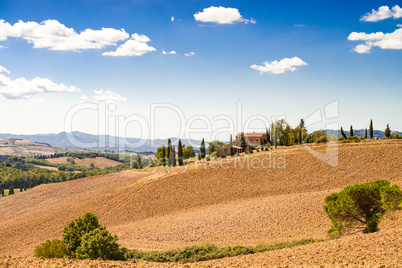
[0,45,4,48]
[102,33,156,56]
[0,67,80,100]
[250,57,307,74]
[0,65,10,74]
[94,90,127,102]
[79,95,88,100]
[360,5,402,22]
[194,6,255,24]
[0,19,129,51]
[397,24,402,27]
[348,28,402,53]
[171,16,175,22]
[162,50,176,55]
[184,51,195,56]
[294,24,306,28]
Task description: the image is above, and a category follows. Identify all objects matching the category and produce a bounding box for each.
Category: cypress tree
[200,138,206,159]
[350,125,354,137]
[265,128,270,146]
[137,153,142,169]
[229,135,234,156]
[240,133,247,151]
[299,119,305,144]
[172,146,176,167]
[197,151,201,161]
[178,139,183,166]
[385,124,391,139]
[369,119,374,139]
[1,187,4,197]
[365,128,368,139]
[167,139,171,166]
[162,145,166,166]
[9,186,14,195]
[340,127,347,139]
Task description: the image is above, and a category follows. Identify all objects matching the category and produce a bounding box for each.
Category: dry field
[1,141,402,267]
[0,139,88,157]
[46,156,122,168]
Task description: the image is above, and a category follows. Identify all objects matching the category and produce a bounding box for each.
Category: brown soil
[47,156,121,168]
[1,141,402,267]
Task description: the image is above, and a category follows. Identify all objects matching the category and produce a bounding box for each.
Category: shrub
[75,228,122,260]
[34,239,67,258]
[256,149,260,152]
[248,150,253,154]
[62,212,101,257]
[347,136,360,142]
[316,135,327,143]
[206,157,210,161]
[8,187,14,195]
[220,154,226,158]
[324,180,402,237]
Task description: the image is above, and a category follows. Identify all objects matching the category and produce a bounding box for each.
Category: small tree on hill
[240,133,247,151]
[136,153,142,169]
[167,139,172,167]
[266,128,271,146]
[364,128,368,139]
[75,228,121,260]
[299,119,305,144]
[324,180,402,237]
[340,127,347,139]
[62,212,102,257]
[172,146,176,167]
[178,139,183,166]
[161,145,166,166]
[369,119,374,139]
[385,124,391,139]
[200,138,206,159]
[229,135,234,156]
[350,125,354,137]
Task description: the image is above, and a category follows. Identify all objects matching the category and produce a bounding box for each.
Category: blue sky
[0,0,401,140]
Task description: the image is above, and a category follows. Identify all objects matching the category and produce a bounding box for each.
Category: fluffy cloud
[360,5,402,22]
[250,57,307,74]
[162,50,176,55]
[194,6,256,24]
[94,90,127,102]
[0,65,10,74]
[102,33,156,56]
[348,28,402,53]
[0,19,129,51]
[171,16,175,22]
[0,67,80,100]
[184,51,195,56]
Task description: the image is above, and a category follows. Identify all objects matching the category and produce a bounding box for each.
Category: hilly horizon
[0,129,400,153]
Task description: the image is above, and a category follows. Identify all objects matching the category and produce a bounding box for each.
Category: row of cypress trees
[340,119,378,140]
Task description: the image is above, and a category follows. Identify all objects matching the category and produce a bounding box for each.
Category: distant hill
[0,132,202,153]
[324,129,402,139]
[0,138,88,160]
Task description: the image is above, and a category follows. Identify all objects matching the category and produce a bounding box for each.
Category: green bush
[248,150,253,154]
[324,180,402,237]
[62,212,101,257]
[316,135,327,143]
[124,239,319,263]
[220,154,226,158]
[347,136,360,142]
[34,239,67,258]
[76,228,122,260]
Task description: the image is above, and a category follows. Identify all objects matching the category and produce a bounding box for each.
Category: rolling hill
[0,140,401,267]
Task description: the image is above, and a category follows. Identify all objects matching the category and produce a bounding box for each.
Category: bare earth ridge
[1,142,402,267]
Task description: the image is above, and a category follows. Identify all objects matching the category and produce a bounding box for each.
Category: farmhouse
[215,132,270,156]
